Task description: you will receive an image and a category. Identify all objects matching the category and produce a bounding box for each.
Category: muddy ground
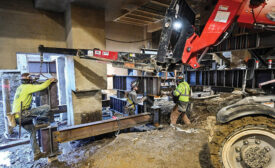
[0,91,243,168]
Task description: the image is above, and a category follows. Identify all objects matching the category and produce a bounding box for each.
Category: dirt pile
[191,91,243,124]
[88,127,212,168]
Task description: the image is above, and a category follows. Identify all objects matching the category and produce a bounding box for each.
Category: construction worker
[124,80,147,115]
[170,75,191,129]
[12,73,56,160]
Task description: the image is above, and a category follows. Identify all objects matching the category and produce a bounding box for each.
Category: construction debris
[0,90,245,168]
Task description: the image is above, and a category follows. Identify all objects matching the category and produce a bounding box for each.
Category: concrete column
[64,4,106,125]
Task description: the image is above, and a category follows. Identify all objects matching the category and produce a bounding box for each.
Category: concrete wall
[0,0,66,69]
[0,0,149,69]
[67,4,105,49]
[65,4,106,125]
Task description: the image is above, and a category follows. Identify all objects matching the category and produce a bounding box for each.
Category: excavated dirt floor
[0,91,243,168]
[88,126,212,168]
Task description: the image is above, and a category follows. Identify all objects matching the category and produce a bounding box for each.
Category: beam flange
[53,113,152,143]
[209,32,275,53]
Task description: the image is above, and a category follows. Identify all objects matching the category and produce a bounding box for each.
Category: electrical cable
[105,37,152,43]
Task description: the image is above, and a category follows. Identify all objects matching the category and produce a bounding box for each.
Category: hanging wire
[105,38,152,43]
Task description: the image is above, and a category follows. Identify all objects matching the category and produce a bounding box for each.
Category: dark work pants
[16,105,50,155]
[124,107,136,116]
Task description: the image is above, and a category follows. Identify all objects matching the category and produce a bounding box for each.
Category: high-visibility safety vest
[173,81,191,102]
[126,91,136,109]
[126,97,135,109]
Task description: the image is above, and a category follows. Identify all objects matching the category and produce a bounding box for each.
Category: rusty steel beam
[0,139,30,150]
[53,113,152,143]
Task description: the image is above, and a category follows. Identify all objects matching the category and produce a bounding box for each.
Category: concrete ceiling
[34,0,152,21]
[34,0,215,28]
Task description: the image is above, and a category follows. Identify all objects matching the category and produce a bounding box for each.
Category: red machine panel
[182,0,243,68]
[93,50,118,61]
[182,0,275,69]
[238,0,275,26]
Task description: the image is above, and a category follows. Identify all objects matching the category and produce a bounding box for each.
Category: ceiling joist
[150,0,169,8]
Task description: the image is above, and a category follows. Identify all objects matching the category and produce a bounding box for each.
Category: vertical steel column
[151,106,161,127]
[143,77,147,112]
[41,126,58,157]
[1,79,13,135]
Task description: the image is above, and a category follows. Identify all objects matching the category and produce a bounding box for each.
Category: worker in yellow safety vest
[170,75,191,128]
[12,73,56,160]
[124,80,147,116]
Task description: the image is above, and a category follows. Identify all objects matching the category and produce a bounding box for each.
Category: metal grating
[114,0,170,26]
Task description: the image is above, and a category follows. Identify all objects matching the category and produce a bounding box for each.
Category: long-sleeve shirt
[12,80,52,118]
[126,90,141,109]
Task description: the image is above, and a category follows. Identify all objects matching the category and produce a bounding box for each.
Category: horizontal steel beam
[186,69,275,89]
[209,31,275,53]
[0,139,30,150]
[53,113,152,143]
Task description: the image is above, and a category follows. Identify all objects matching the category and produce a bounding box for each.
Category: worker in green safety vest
[170,75,191,128]
[124,80,147,116]
[12,73,56,160]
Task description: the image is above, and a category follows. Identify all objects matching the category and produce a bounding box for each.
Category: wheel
[210,116,275,168]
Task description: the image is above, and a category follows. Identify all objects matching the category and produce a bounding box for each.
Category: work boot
[34,152,45,161]
[170,124,186,132]
[170,124,178,130]
[175,126,185,132]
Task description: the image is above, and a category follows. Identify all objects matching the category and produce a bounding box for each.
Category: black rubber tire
[209,116,275,168]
